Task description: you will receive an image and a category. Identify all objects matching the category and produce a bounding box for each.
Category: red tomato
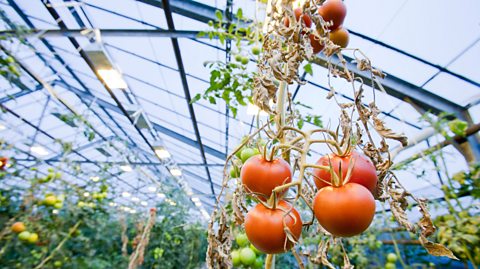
[309,33,324,54]
[329,27,349,48]
[284,8,312,28]
[317,0,347,31]
[241,155,292,199]
[313,151,377,193]
[245,200,302,254]
[313,183,375,237]
[0,157,8,170]
[11,222,26,233]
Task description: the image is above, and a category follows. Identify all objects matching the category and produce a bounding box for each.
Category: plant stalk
[265,254,275,269]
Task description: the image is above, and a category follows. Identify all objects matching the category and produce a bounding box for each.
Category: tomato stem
[265,254,275,269]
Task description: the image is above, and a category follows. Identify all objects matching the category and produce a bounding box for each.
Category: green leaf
[230,106,238,118]
[236,8,243,19]
[215,10,223,21]
[208,96,217,104]
[196,31,206,38]
[313,116,323,127]
[297,118,304,129]
[303,63,313,76]
[219,34,225,45]
[190,93,202,104]
[234,90,246,106]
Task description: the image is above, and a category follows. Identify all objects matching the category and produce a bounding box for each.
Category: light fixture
[170,167,182,177]
[131,196,140,202]
[247,102,269,116]
[192,197,200,203]
[122,192,131,198]
[154,146,171,160]
[120,165,132,172]
[0,124,6,130]
[186,190,193,196]
[86,50,127,89]
[130,209,137,214]
[90,176,100,182]
[195,201,202,207]
[52,209,59,215]
[140,201,148,206]
[30,145,49,156]
[83,192,90,197]
[109,202,117,207]
[157,193,166,199]
[201,209,210,220]
[147,186,157,193]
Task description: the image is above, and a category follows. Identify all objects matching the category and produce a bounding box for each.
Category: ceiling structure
[0,0,479,216]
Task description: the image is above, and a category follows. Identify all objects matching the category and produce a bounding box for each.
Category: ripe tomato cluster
[11,221,39,244]
[284,0,350,53]
[312,151,377,237]
[236,153,303,254]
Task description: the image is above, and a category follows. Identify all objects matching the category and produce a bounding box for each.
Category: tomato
[239,247,256,265]
[54,202,63,209]
[27,232,39,244]
[313,183,375,237]
[18,231,31,241]
[252,46,261,55]
[313,151,377,193]
[240,148,259,163]
[235,233,249,247]
[241,56,249,65]
[329,27,349,48]
[241,155,292,199]
[245,200,302,254]
[53,261,62,268]
[231,250,241,266]
[0,157,8,170]
[11,222,26,233]
[309,33,324,54]
[385,262,397,269]
[284,8,312,28]
[253,257,263,268]
[43,195,57,206]
[317,0,347,31]
[387,253,398,263]
[234,54,243,62]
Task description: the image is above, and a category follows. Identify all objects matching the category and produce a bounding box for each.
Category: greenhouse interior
[0,0,479,268]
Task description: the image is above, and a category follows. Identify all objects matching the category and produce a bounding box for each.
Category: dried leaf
[419,235,458,260]
[312,239,335,269]
[417,198,436,237]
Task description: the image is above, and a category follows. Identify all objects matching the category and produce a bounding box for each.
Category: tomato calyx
[311,153,357,188]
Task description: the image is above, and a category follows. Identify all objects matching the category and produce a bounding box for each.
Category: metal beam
[0,29,200,38]
[162,0,216,197]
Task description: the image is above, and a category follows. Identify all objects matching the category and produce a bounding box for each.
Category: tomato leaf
[191,93,202,104]
[419,235,458,260]
[303,63,313,76]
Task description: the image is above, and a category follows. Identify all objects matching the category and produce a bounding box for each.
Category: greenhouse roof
[0,0,479,216]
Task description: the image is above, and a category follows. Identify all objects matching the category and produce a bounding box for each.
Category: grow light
[30,145,49,156]
[140,201,148,206]
[192,197,200,203]
[122,192,131,198]
[86,50,127,89]
[131,196,140,202]
[90,176,100,182]
[83,192,90,197]
[170,167,182,177]
[157,193,166,199]
[0,124,6,130]
[147,186,157,192]
[120,165,132,172]
[154,146,170,159]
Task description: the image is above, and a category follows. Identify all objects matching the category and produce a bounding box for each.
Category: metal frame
[1,0,479,210]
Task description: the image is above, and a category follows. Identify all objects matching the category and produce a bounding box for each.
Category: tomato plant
[284,8,312,28]
[245,200,302,254]
[313,183,375,237]
[313,151,378,193]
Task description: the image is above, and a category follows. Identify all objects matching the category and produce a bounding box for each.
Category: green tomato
[240,247,256,265]
[252,46,261,55]
[77,201,85,208]
[43,195,57,206]
[231,250,241,266]
[18,231,31,241]
[385,262,396,269]
[387,253,397,263]
[240,148,257,163]
[27,232,38,244]
[253,256,263,268]
[53,261,62,268]
[208,20,214,27]
[235,233,249,247]
[241,56,249,65]
[235,54,243,62]
[249,243,262,255]
[53,202,63,209]
[230,166,240,178]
